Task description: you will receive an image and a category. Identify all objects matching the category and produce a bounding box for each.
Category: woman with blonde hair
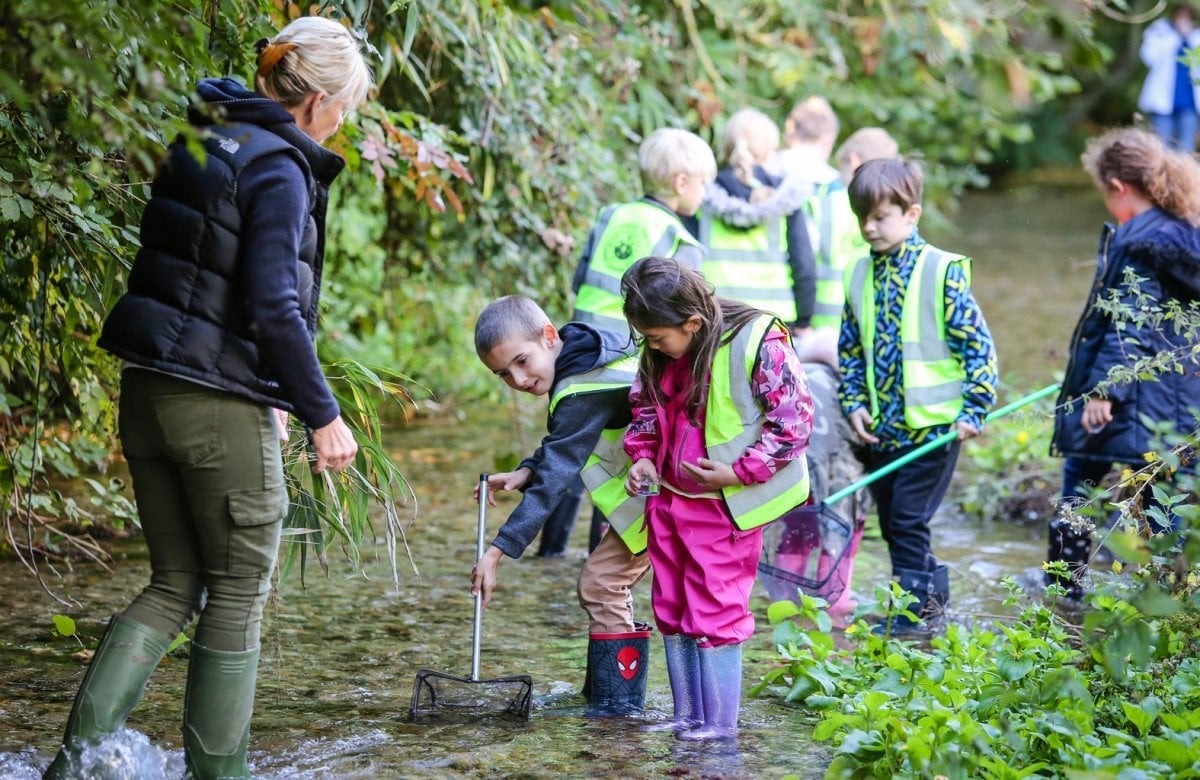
[45,16,371,779]
[1048,126,1200,599]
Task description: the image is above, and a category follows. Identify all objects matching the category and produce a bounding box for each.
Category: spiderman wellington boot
[643,634,703,732]
[583,627,651,718]
[678,643,742,741]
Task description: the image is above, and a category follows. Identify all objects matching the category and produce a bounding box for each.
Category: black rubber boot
[1047,516,1090,600]
[583,627,651,717]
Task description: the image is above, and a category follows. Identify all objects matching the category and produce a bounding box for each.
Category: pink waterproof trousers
[645,487,763,648]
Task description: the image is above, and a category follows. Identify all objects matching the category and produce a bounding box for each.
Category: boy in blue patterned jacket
[837,158,998,635]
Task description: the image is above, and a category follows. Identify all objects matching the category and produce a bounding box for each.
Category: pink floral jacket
[624,328,814,491]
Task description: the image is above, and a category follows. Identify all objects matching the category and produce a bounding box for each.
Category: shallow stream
[0,174,1106,778]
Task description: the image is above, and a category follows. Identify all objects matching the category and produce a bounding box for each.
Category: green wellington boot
[183,644,260,780]
[44,615,173,779]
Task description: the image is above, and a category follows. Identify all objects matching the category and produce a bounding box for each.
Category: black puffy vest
[99,122,332,408]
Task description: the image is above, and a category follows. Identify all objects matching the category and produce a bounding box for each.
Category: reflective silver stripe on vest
[712,285,794,302]
[812,300,843,318]
[581,435,624,487]
[901,246,952,361]
[649,224,683,258]
[906,379,964,407]
[846,255,871,326]
[724,456,808,520]
[579,270,624,296]
[573,309,630,334]
[552,361,637,399]
[819,192,834,262]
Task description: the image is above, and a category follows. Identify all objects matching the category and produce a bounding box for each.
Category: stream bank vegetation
[758,275,1200,778]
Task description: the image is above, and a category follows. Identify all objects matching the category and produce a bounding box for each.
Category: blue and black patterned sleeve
[837,300,870,417]
[943,261,998,429]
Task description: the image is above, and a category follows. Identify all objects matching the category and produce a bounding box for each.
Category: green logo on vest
[605,224,640,262]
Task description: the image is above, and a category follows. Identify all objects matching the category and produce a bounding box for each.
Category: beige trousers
[576,528,652,634]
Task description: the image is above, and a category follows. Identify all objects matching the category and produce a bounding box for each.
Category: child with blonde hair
[767,96,840,196]
[552,128,716,561]
[699,108,815,336]
[793,127,902,367]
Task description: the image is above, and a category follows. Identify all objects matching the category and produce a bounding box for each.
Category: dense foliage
[0,0,1148,567]
[757,556,1200,778]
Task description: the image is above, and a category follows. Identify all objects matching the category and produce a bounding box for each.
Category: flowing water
[0,174,1105,778]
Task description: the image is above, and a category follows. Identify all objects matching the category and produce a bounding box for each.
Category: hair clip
[256,40,298,78]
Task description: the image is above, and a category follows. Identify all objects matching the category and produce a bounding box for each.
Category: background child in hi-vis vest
[791,126,900,369]
[837,158,998,636]
[695,107,815,336]
[470,295,654,718]
[539,128,717,562]
[620,256,814,741]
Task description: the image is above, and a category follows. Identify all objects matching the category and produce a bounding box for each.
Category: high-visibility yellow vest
[706,315,811,529]
[844,245,968,429]
[803,184,867,331]
[697,212,798,323]
[549,355,647,553]
[573,202,702,334]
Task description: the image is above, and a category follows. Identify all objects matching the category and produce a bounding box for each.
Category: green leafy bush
[756,566,1200,778]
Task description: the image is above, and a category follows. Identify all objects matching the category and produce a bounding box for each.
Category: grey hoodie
[492,323,639,558]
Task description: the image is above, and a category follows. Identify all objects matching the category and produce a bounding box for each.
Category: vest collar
[269,121,346,187]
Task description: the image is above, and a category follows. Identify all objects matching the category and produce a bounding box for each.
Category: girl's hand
[848,408,880,445]
[681,458,741,490]
[1081,398,1113,434]
[474,468,532,506]
[626,458,658,496]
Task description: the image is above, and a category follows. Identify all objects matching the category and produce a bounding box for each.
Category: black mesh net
[409,669,533,721]
[759,502,863,605]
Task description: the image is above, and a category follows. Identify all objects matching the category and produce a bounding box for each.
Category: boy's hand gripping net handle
[822,383,1061,506]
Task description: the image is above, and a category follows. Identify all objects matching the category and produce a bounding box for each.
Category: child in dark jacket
[470,296,652,717]
[1048,127,1200,598]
